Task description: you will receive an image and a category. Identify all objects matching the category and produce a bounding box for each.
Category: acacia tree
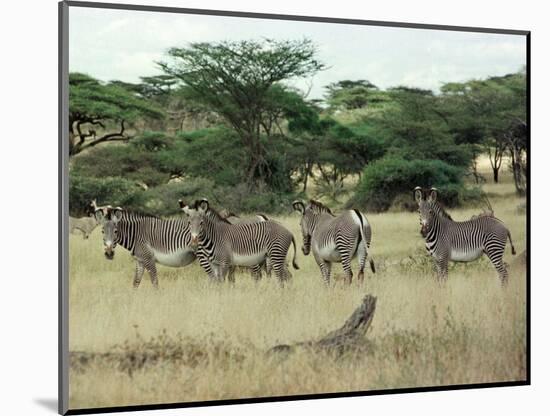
[325,79,379,111]
[158,39,325,188]
[69,73,164,156]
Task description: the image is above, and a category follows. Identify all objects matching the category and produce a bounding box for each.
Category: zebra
[181,199,299,285]
[69,216,98,239]
[93,207,196,288]
[179,200,278,281]
[217,210,278,277]
[414,186,516,284]
[292,200,375,285]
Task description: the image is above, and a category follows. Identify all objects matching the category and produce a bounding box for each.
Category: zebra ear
[292,200,305,215]
[198,199,209,212]
[94,209,105,223]
[428,188,438,202]
[414,186,423,204]
[112,209,123,222]
[178,199,187,209]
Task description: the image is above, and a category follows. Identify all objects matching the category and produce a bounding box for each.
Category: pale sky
[69,6,526,99]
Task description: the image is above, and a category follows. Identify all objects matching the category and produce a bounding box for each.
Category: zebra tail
[291,235,300,270]
[353,209,375,273]
[508,230,516,255]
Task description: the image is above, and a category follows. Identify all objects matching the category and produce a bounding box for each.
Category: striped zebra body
[415,187,516,284]
[94,208,196,288]
[293,200,375,285]
[183,200,298,285]
[69,216,98,239]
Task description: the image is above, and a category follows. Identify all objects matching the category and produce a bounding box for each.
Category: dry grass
[68,162,527,410]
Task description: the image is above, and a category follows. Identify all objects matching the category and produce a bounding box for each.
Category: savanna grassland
[68,162,527,410]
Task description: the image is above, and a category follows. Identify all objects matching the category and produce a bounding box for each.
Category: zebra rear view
[415,187,516,284]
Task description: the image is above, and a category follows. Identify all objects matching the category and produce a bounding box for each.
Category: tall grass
[68,163,527,410]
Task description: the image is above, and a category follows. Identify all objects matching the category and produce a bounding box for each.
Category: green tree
[325,79,379,111]
[69,73,164,156]
[441,70,527,187]
[380,86,473,169]
[158,39,325,188]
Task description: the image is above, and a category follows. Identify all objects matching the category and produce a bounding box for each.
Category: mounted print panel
[59,1,529,414]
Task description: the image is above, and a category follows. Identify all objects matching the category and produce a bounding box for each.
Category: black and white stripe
[183,200,299,285]
[293,200,375,285]
[415,187,516,284]
[94,208,196,288]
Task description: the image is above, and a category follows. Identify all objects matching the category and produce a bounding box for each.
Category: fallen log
[70,295,378,373]
[268,294,377,358]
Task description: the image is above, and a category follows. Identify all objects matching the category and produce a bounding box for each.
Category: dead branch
[268,294,377,358]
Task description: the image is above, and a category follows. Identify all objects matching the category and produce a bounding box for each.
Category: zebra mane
[309,200,334,216]
[190,200,232,224]
[106,209,161,221]
[433,202,453,221]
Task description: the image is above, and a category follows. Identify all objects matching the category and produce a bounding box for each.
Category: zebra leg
[217,263,232,282]
[196,246,217,281]
[272,261,287,287]
[250,264,263,281]
[435,255,449,282]
[313,251,331,285]
[357,240,367,283]
[209,263,223,283]
[146,262,159,288]
[227,266,236,284]
[264,258,272,278]
[336,236,355,284]
[486,247,508,285]
[133,260,145,289]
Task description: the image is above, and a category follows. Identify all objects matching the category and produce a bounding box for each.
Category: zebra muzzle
[104,247,115,260]
[420,225,428,238]
[190,235,199,246]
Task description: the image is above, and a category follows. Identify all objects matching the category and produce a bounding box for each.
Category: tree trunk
[493,167,499,183]
[302,162,311,193]
[510,147,526,196]
[268,295,377,358]
[472,159,479,184]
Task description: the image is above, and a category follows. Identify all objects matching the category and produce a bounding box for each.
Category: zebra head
[293,200,332,255]
[94,207,123,260]
[414,187,438,237]
[181,199,209,247]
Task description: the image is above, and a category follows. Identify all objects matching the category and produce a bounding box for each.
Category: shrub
[154,128,246,187]
[129,131,174,152]
[140,177,219,216]
[69,174,144,216]
[348,156,479,212]
[142,179,298,217]
[72,144,168,187]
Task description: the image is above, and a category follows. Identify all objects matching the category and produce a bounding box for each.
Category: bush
[72,144,168,187]
[154,128,246,187]
[69,174,144,216]
[129,131,174,152]
[141,178,220,216]
[138,177,300,217]
[348,156,479,212]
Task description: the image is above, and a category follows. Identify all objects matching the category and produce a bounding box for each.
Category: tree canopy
[69,73,164,156]
[68,38,527,216]
[158,39,325,188]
